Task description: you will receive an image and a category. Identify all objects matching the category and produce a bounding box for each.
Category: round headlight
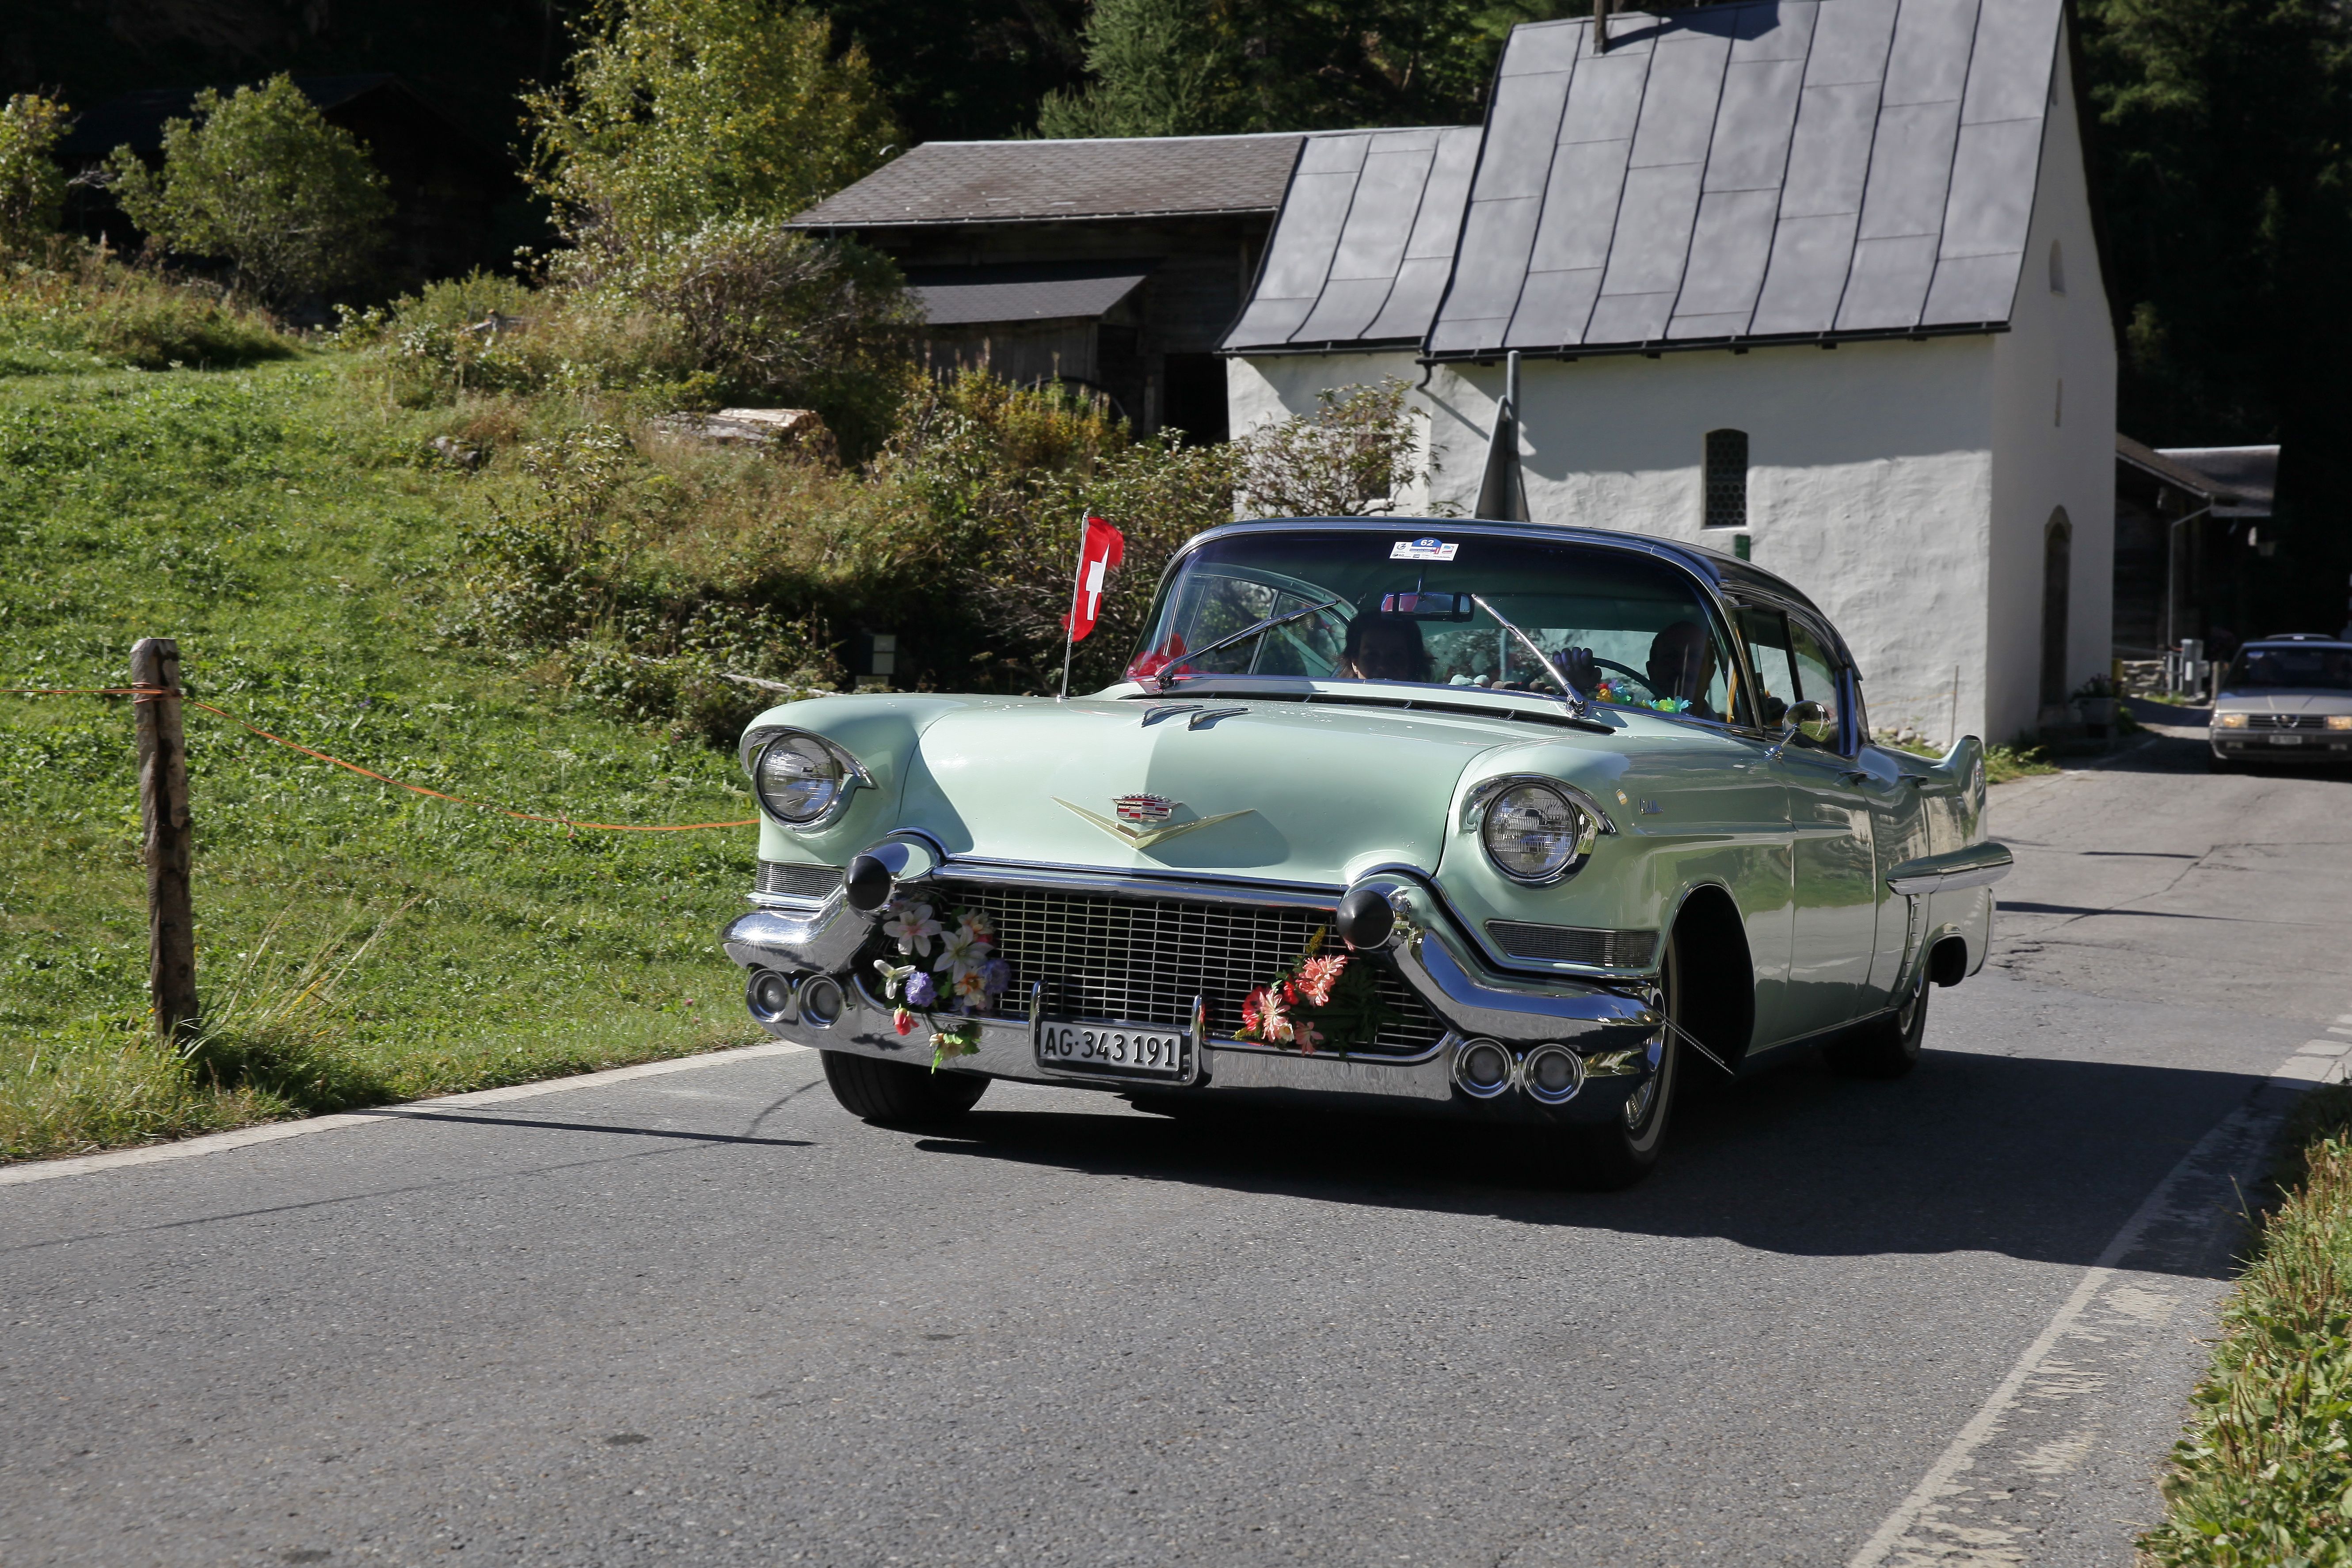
[1480,782,1587,883]
[754,734,852,825]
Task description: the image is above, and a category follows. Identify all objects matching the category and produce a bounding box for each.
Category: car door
[1739,606,1878,1038]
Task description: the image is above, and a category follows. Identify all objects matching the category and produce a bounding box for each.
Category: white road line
[0,1041,811,1189]
[1845,1045,2326,1568]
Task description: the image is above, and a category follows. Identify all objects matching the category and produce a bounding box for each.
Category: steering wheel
[1573,656,1663,702]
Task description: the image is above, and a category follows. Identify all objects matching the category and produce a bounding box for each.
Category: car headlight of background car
[1473,778,1608,884]
[2213,712,2249,729]
[2329,715,2352,731]
[746,730,868,827]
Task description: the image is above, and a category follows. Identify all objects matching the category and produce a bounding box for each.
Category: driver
[1646,620,1719,719]
[1338,613,1431,683]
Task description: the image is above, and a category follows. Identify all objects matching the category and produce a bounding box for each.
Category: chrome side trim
[1887,841,2014,896]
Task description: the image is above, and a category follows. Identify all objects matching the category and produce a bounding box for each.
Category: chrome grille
[935,882,1446,1054]
[755,860,842,901]
[2246,712,2322,730]
[1485,921,1657,968]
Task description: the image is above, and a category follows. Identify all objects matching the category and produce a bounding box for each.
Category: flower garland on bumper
[1233,927,1396,1054]
[872,897,1011,1069]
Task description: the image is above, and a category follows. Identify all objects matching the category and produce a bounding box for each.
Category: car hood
[2214,691,2352,713]
[893,696,1522,884]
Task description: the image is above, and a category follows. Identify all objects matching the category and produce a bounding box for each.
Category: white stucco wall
[1417,343,2000,745]
[1226,350,1437,514]
[1985,25,2119,739]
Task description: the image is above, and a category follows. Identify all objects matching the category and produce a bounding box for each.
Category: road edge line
[1843,1080,2294,1568]
[0,1040,810,1189]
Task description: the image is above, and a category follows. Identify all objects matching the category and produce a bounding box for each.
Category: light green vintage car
[722,519,2011,1185]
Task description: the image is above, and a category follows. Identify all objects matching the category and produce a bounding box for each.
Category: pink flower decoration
[893,1008,916,1037]
[1296,955,1348,1007]
[1294,1019,1324,1054]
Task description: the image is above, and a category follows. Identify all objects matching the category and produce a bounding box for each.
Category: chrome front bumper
[720,861,1664,1123]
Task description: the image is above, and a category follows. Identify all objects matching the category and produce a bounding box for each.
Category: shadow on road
[913,1045,2268,1280]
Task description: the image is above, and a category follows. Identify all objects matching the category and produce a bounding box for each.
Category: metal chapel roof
[1221,126,1485,352]
[789,134,1316,228]
[1220,0,2070,361]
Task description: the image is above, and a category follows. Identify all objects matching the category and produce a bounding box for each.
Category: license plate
[2272,733,2305,745]
[1036,1021,1191,1080]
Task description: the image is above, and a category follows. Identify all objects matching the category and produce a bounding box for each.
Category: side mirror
[1779,699,1827,737]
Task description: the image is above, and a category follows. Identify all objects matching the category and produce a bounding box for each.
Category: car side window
[1735,607,1798,729]
[1787,617,1850,753]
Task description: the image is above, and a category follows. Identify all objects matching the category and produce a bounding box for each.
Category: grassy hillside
[0,356,765,1161]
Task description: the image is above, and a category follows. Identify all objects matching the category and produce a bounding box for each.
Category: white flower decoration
[883,900,942,957]
[933,924,986,974]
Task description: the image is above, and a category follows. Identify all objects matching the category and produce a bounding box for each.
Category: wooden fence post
[132,637,198,1040]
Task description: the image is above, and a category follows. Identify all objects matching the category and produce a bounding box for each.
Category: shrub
[1234,377,1432,517]
[598,219,918,456]
[525,0,899,257]
[107,75,394,305]
[0,93,69,254]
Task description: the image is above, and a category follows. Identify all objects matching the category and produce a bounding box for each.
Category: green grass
[0,358,765,1161]
[2142,1082,2352,1565]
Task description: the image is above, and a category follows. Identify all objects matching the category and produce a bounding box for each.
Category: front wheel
[1825,970,1929,1079]
[1553,932,1685,1189]
[821,1050,990,1126]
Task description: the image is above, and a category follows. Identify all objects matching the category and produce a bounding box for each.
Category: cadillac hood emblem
[1115,794,1177,825]
[1054,794,1253,850]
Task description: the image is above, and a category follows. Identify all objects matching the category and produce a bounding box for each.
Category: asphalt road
[5,720,2349,1568]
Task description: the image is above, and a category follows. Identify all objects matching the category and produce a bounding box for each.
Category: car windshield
[2222,644,2352,693]
[1126,529,1750,723]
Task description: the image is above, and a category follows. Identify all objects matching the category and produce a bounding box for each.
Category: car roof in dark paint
[1181,517,1846,652]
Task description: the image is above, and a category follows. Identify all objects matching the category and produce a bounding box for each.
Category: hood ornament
[1115,794,1176,825]
[1054,795,1253,850]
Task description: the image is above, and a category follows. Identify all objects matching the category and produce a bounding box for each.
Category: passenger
[1647,620,1720,719]
[1339,613,1432,683]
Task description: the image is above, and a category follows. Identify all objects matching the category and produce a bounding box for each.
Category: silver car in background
[2210,636,2352,765]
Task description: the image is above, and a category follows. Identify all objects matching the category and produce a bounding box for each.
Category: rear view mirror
[1378,591,1475,621]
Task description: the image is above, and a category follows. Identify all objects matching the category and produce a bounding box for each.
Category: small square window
[1703,428,1747,529]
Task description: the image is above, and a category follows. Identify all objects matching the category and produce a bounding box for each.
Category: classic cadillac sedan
[723,520,2011,1185]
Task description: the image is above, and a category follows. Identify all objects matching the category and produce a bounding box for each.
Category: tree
[0,94,70,255]
[1035,0,1497,137]
[524,0,900,259]
[2077,0,2352,629]
[106,76,393,304]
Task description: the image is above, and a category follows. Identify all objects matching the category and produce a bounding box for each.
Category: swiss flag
[1063,516,1124,641]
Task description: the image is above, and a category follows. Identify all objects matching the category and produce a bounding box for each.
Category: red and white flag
[1063,516,1124,642]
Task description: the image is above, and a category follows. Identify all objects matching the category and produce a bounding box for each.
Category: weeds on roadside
[2142,1081,2352,1566]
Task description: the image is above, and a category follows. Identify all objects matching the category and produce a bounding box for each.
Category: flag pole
[1060,512,1087,702]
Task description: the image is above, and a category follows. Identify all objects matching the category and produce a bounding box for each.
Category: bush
[107,75,394,306]
[1234,377,1432,517]
[0,93,69,254]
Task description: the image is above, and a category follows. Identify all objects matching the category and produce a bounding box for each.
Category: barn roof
[789,134,1315,228]
[1221,126,1484,354]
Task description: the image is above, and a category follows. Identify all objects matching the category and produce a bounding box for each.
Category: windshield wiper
[1151,597,1346,692]
[1468,594,1593,719]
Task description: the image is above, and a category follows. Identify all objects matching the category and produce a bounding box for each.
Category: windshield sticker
[1390,537,1459,561]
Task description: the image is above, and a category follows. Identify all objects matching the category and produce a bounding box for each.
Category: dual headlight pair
[747,727,1608,887]
[2213,712,2352,730]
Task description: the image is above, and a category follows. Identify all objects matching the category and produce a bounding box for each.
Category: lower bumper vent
[755,860,842,902]
[1485,921,1657,968]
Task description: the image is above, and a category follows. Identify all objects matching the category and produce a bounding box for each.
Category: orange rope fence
[0,685,758,832]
